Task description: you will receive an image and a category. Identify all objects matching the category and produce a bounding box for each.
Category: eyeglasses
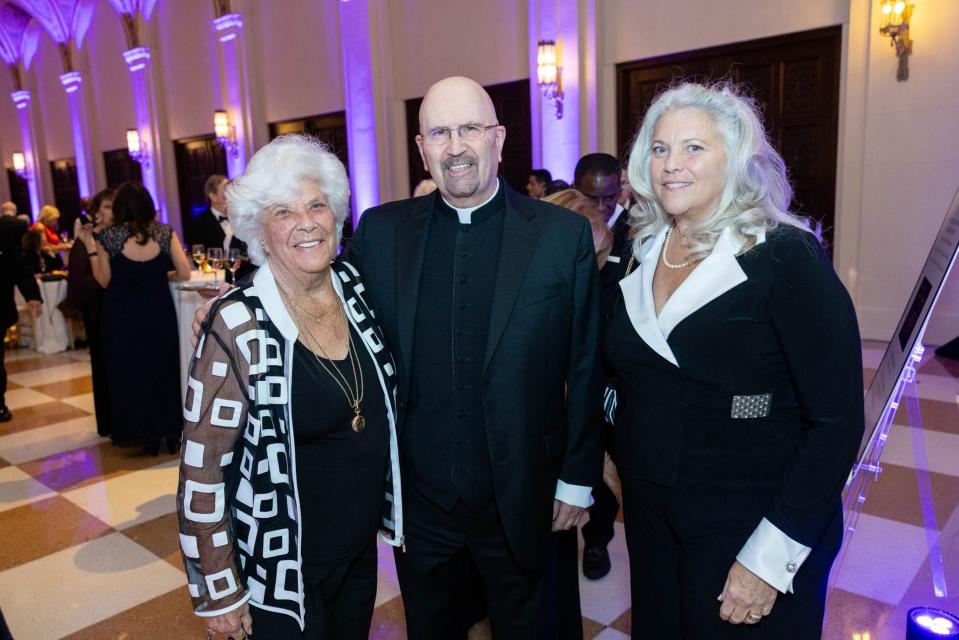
[419,122,500,146]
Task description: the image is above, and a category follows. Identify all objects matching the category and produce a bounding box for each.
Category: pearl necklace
[660,222,704,270]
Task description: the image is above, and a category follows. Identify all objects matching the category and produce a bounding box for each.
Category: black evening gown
[100,223,182,446]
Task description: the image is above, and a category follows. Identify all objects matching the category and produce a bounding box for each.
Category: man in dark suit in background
[571,152,625,580]
[0,213,41,422]
[526,168,552,199]
[191,174,253,281]
[348,76,604,638]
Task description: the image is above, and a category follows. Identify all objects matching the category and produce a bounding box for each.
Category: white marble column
[123,46,169,224]
[11,89,45,217]
[337,0,383,221]
[58,71,95,198]
[528,0,598,180]
[212,12,253,177]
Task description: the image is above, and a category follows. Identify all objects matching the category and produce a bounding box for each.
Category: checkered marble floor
[0,342,957,639]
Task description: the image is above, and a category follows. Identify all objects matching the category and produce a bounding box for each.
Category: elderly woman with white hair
[605,82,863,638]
[176,134,403,640]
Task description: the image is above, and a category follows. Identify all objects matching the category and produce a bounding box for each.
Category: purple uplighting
[337,0,380,222]
[122,45,167,223]
[908,607,959,639]
[212,13,248,178]
[59,70,92,197]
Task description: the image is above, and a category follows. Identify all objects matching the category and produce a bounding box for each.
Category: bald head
[415,76,505,208]
[419,76,497,132]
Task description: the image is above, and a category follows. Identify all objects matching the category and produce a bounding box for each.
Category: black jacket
[348,181,605,569]
[0,216,40,329]
[607,224,863,551]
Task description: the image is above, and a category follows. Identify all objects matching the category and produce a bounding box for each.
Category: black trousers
[621,469,841,639]
[394,485,547,640]
[81,304,110,436]
[250,543,377,640]
[544,528,583,640]
[581,480,618,548]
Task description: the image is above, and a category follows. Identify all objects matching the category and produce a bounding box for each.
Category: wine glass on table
[191,244,205,270]
[207,247,224,287]
[226,248,242,284]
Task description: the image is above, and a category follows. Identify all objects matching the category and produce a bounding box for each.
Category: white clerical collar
[607,203,625,229]
[441,180,501,224]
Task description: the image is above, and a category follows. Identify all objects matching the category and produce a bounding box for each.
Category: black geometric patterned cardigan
[175,261,403,629]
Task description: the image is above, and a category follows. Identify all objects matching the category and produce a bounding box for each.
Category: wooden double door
[617,26,841,247]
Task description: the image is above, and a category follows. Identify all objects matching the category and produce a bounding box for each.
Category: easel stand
[836,341,948,597]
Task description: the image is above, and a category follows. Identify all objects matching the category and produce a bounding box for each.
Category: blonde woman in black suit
[605,82,863,638]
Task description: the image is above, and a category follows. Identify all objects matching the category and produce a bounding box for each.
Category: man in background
[526,168,552,199]
[191,175,252,281]
[572,152,625,581]
[0,212,41,422]
[0,202,16,217]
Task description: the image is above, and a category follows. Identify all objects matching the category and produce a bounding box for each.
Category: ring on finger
[745,611,762,623]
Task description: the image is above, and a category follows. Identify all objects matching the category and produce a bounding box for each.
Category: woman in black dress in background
[81,182,192,454]
[71,188,115,436]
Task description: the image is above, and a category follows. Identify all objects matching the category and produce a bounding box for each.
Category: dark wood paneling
[103,148,143,189]
[6,169,30,221]
[50,158,81,237]
[616,26,842,248]
[405,78,532,197]
[174,134,227,244]
[269,111,351,239]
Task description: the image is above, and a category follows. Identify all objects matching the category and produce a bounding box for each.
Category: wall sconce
[214,109,239,158]
[126,128,149,168]
[537,40,564,119]
[879,0,914,81]
[11,151,30,178]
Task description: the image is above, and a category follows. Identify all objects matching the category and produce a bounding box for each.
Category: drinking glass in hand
[191,244,206,269]
[207,247,224,285]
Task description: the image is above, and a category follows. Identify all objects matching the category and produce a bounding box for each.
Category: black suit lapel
[484,187,536,372]
[394,196,434,397]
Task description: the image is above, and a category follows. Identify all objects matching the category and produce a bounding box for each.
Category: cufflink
[785,561,798,574]
[731,393,773,419]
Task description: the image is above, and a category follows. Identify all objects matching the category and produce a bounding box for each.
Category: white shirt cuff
[736,518,812,594]
[554,480,593,508]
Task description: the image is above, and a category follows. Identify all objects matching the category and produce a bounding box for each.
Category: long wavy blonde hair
[626,81,819,259]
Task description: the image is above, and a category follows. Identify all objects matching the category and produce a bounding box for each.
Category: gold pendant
[351,414,366,432]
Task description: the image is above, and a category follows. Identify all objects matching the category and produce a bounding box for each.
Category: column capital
[11,90,31,109]
[213,12,243,40]
[59,71,83,92]
[123,46,152,70]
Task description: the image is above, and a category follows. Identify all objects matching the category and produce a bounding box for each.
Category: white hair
[626,81,819,260]
[227,134,350,265]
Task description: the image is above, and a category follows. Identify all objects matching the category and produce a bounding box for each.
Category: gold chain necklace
[661,221,705,270]
[280,283,366,433]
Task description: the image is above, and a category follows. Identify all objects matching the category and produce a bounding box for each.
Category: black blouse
[292,320,389,564]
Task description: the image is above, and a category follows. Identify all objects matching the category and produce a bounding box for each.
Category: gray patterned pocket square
[731,393,773,419]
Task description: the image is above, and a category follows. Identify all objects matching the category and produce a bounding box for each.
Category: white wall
[253,0,343,123]
[34,35,72,162]
[85,0,135,153]
[388,0,528,100]
[155,0,218,140]
[852,0,959,344]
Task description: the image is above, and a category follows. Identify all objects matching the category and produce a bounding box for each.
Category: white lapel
[658,226,759,339]
[619,225,765,368]
[252,263,299,342]
[620,225,677,366]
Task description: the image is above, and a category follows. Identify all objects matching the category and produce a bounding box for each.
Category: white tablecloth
[15,278,70,353]
[171,271,219,402]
